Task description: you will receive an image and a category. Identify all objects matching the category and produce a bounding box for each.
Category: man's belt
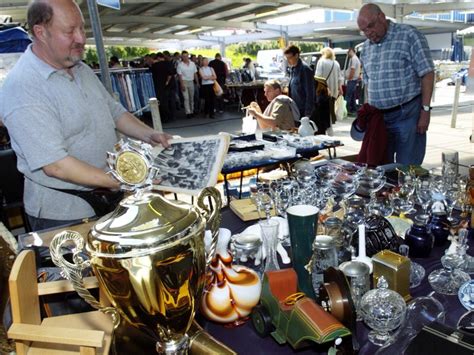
[379,94,421,114]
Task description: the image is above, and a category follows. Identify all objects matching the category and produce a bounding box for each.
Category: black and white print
[152,135,229,194]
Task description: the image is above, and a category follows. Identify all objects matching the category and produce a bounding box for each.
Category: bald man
[357,4,434,165]
[0,0,170,231]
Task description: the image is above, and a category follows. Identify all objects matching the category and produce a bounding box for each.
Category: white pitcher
[298,117,317,137]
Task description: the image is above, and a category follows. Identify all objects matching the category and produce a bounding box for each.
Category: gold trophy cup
[49,139,222,354]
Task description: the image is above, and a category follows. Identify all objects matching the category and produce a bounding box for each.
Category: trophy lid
[86,138,206,258]
[88,191,204,258]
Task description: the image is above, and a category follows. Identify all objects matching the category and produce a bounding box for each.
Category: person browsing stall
[247,80,299,131]
[177,50,199,119]
[357,3,434,165]
[344,48,361,116]
[284,45,314,118]
[315,47,343,124]
[199,58,217,119]
[0,0,170,231]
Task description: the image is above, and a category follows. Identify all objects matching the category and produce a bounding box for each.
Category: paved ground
[161,82,474,176]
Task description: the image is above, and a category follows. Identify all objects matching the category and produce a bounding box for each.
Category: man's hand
[417,110,430,134]
[247,108,257,117]
[150,131,172,148]
[181,84,186,92]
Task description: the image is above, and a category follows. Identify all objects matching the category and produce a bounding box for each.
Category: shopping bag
[335,95,347,121]
[213,81,223,97]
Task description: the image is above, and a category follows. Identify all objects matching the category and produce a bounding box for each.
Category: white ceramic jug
[298,117,317,137]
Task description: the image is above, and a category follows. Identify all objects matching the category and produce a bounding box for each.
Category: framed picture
[151,134,230,195]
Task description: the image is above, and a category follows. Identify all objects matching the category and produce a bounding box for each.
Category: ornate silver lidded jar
[49,138,222,354]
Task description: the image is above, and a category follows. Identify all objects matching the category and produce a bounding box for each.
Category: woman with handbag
[315,47,343,125]
[199,58,217,119]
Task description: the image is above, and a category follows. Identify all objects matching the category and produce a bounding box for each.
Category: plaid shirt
[360,21,434,109]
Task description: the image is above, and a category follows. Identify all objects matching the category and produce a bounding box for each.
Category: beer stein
[50,139,222,354]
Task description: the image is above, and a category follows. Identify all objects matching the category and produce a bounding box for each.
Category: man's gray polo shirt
[0,45,126,220]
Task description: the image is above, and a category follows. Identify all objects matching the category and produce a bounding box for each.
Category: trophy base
[156,335,189,354]
[112,320,190,355]
[111,319,235,355]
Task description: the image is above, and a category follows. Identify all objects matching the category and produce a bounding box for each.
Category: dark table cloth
[198,208,473,354]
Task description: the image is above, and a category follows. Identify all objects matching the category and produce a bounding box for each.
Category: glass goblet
[445,188,461,224]
[359,175,386,206]
[390,191,416,218]
[415,180,432,221]
[368,196,394,217]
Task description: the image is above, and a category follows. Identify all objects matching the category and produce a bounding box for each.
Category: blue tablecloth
[199,209,473,354]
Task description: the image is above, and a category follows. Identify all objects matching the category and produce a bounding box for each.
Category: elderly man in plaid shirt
[358,3,435,165]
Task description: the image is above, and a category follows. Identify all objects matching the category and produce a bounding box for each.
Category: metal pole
[451,77,461,128]
[86,0,113,94]
[149,98,163,132]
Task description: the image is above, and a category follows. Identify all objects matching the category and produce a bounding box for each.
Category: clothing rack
[95,68,155,115]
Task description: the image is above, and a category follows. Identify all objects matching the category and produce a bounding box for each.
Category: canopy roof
[1,0,472,49]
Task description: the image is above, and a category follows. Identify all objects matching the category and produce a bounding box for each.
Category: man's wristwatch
[422,105,432,112]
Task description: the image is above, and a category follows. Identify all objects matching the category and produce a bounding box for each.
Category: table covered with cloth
[197,208,473,354]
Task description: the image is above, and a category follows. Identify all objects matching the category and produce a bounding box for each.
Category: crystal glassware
[390,190,416,217]
[359,175,386,207]
[428,245,471,295]
[360,276,407,346]
[375,294,445,354]
[310,235,338,298]
[399,244,426,288]
[330,171,359,211]
[259,219,280,272]
[415,179,432,221]
[368,195,394,217]
[445,188,461,224]
[230,233,264,279]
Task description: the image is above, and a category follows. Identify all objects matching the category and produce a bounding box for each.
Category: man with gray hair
[357,3,434,165]
[0,0,170,231]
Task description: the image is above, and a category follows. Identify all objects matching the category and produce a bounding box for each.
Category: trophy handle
[50,230,120,328]
[197,187,222,266]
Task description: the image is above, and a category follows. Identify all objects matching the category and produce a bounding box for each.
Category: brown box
[372,250,411,302]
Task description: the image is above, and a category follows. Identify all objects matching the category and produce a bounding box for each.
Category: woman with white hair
[199,58,217,118]
[315,47,343,125]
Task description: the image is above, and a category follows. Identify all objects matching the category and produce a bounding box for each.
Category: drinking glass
[368,196,394,217]
[259,219,280,272]
[415,179,432,221]
[442,149,459,179]
[359,175,386,206]
[330,172,359,210]
[390,191,416,217]
[445,188,461,224]
[397,170,416,198]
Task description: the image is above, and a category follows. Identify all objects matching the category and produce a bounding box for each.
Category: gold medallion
[116,151,148,184]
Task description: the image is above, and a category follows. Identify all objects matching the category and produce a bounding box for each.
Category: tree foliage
[84,46,151,64]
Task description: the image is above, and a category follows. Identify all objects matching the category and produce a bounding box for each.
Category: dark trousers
[329,96,336,124]
[345,80,358,113]
[27,214,84,232]
[201,84,215,117]
[215,78,226,111]
[157,86,171,122]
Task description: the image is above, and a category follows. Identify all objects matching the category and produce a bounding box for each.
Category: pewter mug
[50,187,221,354]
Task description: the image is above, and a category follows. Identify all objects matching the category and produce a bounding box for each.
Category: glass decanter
[428,232,470,295]
[360,276,407,346]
